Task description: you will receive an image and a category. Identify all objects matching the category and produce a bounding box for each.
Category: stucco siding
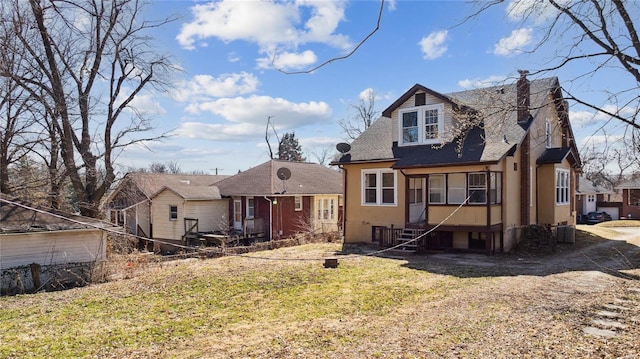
[343,162,403,243]
[0,230,107,270]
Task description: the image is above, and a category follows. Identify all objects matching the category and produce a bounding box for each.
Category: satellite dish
[276,167,291,181]
[336,142,351,154]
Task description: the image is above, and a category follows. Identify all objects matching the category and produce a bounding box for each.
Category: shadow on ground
[337,227,640,279]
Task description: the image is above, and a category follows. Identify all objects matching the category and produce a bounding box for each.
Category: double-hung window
[468,173,487,204]
[448,173,466,204]
[556,169,570,205]
[169,205,178,220]
[247,197,255,217]
[402,112,419,143]
[294,196,302,211]
[398,104,444,146]
[362,169,397,205]
[428,174,446,204]
[490,172,502,204]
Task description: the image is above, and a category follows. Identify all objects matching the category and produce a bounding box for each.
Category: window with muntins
[428,174,446,204]
[468,173,487,204]
[294,196,302,211]
[247,197,255,217]
[398,104,444,146]
[556,169,570,205]
[362,170,396,205]
[169,205,178,220]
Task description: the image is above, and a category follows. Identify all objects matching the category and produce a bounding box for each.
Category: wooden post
[30,263,41,291]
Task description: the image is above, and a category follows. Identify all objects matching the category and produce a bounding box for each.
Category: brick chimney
[517,69,530,123]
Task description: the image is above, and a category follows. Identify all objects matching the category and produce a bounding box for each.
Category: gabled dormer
[382,85,459,147]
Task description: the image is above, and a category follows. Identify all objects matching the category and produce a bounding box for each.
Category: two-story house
[332,72,581,253]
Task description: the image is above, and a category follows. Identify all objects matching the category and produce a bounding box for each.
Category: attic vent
[180,180,191,185]
[415,93,426,106]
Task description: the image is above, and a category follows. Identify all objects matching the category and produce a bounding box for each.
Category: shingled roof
[0,194,116,233]
[151,185,222,200]
[216,160,342,196]
[334,77,562,168]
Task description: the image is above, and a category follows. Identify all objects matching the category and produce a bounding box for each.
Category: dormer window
[398,104,444,146]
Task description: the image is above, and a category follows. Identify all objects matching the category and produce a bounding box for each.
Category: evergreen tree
[277,132,305,162]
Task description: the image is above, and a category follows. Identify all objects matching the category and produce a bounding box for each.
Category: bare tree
[581,133,640,189]
[0,0,177,217]
[339,89,380,140]
[464,0,639,136]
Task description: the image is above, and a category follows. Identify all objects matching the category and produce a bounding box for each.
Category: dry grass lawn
[1,225,639,358]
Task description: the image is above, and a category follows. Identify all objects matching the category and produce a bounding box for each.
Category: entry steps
[396,228,425,252]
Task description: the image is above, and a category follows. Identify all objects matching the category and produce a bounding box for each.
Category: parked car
[586,211,612,224]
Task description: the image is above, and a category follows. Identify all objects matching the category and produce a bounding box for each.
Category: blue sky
[118,0,635,175]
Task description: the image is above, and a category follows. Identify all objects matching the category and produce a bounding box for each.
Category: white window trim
[246,197,255,218]
[316,197,335,221]
[169,205,178,221]
[294,196,302,211]
[398,104,445,146]
[361,169,397,206]
[555,169,570,205]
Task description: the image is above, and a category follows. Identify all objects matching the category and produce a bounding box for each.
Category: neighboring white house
[1,194,116,294]
[150,185,229,248]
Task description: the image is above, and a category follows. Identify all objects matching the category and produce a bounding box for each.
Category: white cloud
[358,88,375,101]
[570,110,598,127]
[418,30,448,60]
[299,136,340,148]
[184,95,332,128]
[172,122,265,141]
[578,134,624,148]
[506,0,567,24]
[494,28,533,56]
[173,72,259,102]
[256,50,318,71]
[127,94,166,115]
[176,0,351,53]
[457,75,507,89]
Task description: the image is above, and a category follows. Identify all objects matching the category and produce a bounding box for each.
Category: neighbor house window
[316,198,335,220]
[247,197,255,217]
[448,173,466,204]
[468,173,487,204]
[587,194,595,203]
[362,169,397,205]
[408,178,423,204]
[398,104,445,146]
[556,169,570,205]
[294,196,302,211]
[169,205,178,220]
[428,174,446,204]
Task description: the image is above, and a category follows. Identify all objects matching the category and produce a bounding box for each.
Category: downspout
[486,167,492,255]
[339,165,347,241]
[535,164,542,224]
[263,196,273,240]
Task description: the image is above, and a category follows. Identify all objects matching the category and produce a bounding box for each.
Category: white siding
[184,200,229,232]
[151,190,184,240]
[151,189,230,240]
[0,230,107,270]
[391,91,455,144]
